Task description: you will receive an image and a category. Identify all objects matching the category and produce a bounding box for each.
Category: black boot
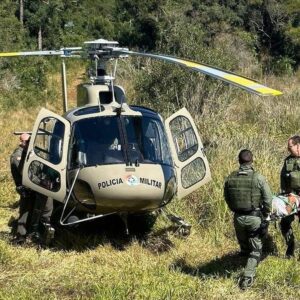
[239,276,254,290]
[41,223,55,246]
[286,241,295,258]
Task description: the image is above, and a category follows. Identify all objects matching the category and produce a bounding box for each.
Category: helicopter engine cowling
[77,84,125,106]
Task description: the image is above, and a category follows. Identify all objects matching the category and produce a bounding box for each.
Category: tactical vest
[285,158,300,191]
[226,170,262,212]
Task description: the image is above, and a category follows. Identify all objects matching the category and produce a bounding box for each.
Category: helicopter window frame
[169,115,198,163]
[73,106,104,116]
[33,117,65,165]
[181,157,206,189]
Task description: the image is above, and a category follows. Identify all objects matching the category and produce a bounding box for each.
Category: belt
[234,210,262,217]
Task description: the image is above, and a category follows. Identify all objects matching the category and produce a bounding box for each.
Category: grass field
[1,66,300,299]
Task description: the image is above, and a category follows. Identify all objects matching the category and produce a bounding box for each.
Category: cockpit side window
[33,117,65,164]
[30,117,64,191]
[169,116,198,162]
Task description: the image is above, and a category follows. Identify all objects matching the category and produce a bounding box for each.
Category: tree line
[0,0,299,109]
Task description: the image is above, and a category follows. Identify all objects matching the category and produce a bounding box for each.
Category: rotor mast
[84,39,128,85]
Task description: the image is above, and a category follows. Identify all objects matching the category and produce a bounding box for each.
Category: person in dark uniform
[10,133,54,245]
[280,135,300,257]
[10,133,33,243]
[224,149,272,289]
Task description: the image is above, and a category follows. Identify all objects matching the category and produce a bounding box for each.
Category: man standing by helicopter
[279,135,300,257]
[10,133,34,243]
[224,149,272,290]
[10,133,54,245]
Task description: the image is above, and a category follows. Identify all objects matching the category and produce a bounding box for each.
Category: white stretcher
[272,193,300,218]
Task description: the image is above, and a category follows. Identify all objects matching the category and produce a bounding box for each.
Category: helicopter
[1,39,282,235]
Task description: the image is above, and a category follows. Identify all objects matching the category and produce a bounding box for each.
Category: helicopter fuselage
[64,104,176,215]
[7,37,280,229]
[22,88,211,225]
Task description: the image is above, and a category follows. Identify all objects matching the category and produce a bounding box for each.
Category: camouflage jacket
[10,146,27,187]
[224,164,272,214]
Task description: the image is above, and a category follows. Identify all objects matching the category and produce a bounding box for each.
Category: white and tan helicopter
[1,39,282,234]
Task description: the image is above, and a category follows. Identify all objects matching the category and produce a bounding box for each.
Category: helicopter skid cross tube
[61,210,117,226]
[160,208,192,236]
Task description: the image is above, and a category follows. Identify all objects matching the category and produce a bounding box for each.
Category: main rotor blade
[0,50,63,57]
[0,47,82,58]
[116,50,282,96]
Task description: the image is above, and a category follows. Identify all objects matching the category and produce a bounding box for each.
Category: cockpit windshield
[69,115,172,168]
[123,116,172,166]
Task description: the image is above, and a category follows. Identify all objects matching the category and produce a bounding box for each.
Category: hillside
[0,60,300,298]
[1,0,300,299]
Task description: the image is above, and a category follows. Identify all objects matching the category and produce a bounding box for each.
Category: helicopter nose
[71,165,168,214]
[73,179,96,209]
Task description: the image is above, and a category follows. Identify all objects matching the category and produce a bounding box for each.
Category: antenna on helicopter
[110,73,116,103]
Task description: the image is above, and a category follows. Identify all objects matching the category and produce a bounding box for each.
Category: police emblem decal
[125,175,140,186]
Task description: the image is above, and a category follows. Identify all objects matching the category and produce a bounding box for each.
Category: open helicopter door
[22,108,70,202]
[165,108,211,199]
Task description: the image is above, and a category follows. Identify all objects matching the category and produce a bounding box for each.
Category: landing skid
[160,209,191,236]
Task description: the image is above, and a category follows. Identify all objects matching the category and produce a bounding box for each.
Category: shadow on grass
[4,210,177,253]
[171,234,278,279]
[48,214,176,254]
[171,252,246,279]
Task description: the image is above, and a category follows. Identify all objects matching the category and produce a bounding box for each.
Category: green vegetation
[0,0,300,299]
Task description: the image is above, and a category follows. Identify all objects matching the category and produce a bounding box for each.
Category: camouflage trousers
[16,190,35,236]
[280,214,295,255]
[17,193,53,235]
[234,214,262,278]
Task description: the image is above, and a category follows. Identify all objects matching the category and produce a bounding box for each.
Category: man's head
[288,135,300,157]
[19,133,30,148]
[238,149,253,165]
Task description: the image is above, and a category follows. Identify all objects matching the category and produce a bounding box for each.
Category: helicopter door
[165,108,211,199]
[22,108,70,202]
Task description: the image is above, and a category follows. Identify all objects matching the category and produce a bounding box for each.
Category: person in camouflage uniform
[224,149,272,290]
[10,133,33,243]
[10,134,54,245]
[280,135,300,257]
